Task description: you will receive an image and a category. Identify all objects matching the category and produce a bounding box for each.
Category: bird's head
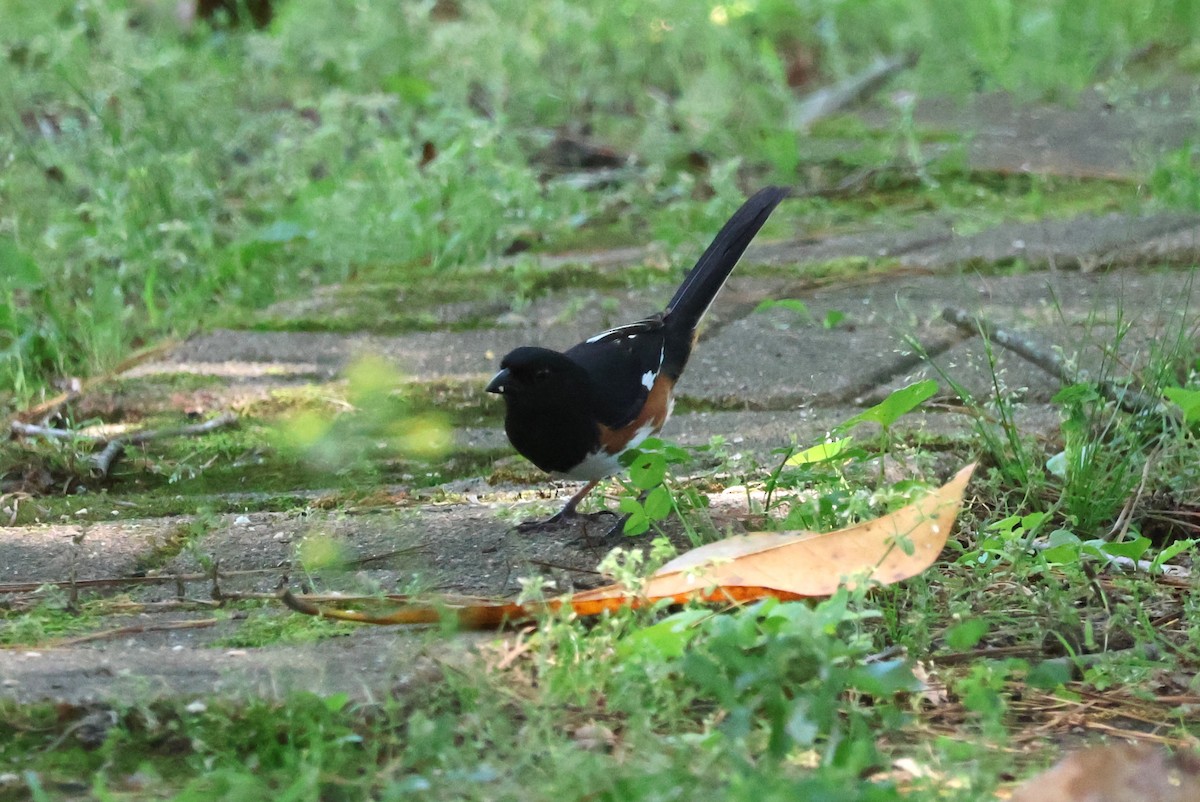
[486,347,591,408]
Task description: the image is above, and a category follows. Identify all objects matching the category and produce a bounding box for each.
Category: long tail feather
[659,187,788,377]
[663,186,789,334]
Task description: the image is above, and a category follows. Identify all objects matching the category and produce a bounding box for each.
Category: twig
[50,618,218,647]
[940,307,1169,416]
[0,566,281,595]
[9,422,90,441]
[90,412,239,476]
[0,618,220,650]
[1108,454,1155,542]
[792,53,918,130]
[11,412,239,477]
[6,340,178,426]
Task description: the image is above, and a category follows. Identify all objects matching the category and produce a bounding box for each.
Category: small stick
[7,340,177,426]
[11,412,239,477]
[9,422,89,441]
[90,412,239,477]
[0,566,280,595]
[940,307,1168,416]
[49,618,218,647]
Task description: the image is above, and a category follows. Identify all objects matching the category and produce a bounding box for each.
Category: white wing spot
[641,370,656,391]
[584,322,653,345]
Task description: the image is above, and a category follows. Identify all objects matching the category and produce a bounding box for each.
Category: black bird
[486,187,789,530]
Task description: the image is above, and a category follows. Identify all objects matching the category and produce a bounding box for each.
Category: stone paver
[857,87,1200,179]
[0,626,476,704]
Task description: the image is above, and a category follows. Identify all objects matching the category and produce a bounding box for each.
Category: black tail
[660,186,789,374]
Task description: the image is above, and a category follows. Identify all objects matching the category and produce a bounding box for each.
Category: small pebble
[234,515,251,526]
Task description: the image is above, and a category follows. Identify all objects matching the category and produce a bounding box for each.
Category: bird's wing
[564,316,667,430]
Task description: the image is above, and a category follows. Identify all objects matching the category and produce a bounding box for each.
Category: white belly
[553,419,665,481]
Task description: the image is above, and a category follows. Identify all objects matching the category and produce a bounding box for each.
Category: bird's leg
[571,488,650,546]
[515,480,617,533]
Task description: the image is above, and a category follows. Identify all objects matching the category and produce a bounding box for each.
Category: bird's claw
[514,508,620,536]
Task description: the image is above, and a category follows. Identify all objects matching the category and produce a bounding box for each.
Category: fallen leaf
[281,464,975,628]
[608,461,974,599]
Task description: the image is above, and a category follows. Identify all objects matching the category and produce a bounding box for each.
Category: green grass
[4,358,1200,798]
[3,0,1199,405]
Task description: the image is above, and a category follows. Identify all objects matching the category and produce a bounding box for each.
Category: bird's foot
[514,507,618,534]
[567,513,634,547]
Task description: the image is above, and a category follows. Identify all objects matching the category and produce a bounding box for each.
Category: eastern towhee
[487,187,789,530]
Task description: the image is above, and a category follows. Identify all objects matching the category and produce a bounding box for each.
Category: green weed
[3,0,1197,403]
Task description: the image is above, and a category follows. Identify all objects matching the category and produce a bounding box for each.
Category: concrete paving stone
[0,518,188,585]
[856,88,1200,179]
[748,222,955,266]
[508,210,1198,282]
[257,281,509,328]
[509,275,808,338]
[127,263,1196,414]
[1110,222,1200,267]
[161,507,452,587]
[501,243,658,273]
[863,317,1193,406]
[0,626,481,704]
[787,266,1200,330]
[118,217,1198,405]
[895,213,1197,271]
[128,328,597,385]
[684,310,922,406]
[155,504,622,599]
[499,286,670,334]
[497,217,957,276]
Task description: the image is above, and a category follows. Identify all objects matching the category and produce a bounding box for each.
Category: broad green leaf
[837,380,938,432]
[1026,660,1073,690]
[785,436,854,466]
[1164,386,1200,424]
[617,609,707,659]
[1046,529,1081,547]
[644,485,673,520]
[945,619,988,650]
[1151,538,1197,572]
[1101,537,1151,561]
[848,659,920,695]
[628,453,667,488]
[1051,383,1100,406]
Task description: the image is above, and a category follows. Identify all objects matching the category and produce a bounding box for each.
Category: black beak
[485,368,511,394]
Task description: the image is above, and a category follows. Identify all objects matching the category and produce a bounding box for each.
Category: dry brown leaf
[578,462,975,603]
[1010,743,1200,802]
[281,463,975,627]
